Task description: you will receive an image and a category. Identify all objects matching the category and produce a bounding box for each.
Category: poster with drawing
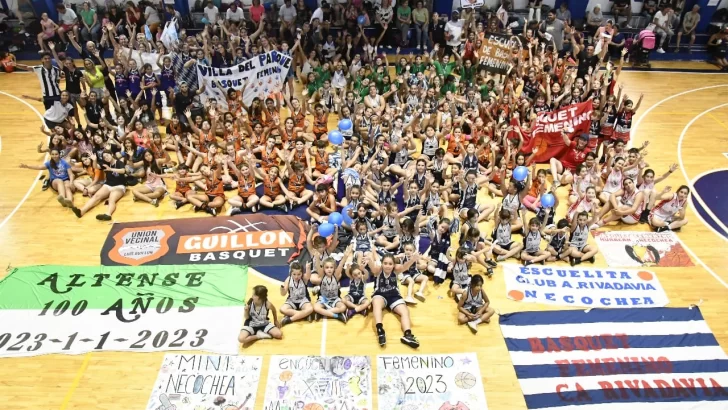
[146,354,263,410]
[377,353,488,410]
[263,355,372,410]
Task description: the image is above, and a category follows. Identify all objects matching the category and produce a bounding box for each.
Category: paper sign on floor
[263,355,372,410]
[146,354,262,410]
[377,353,488,410]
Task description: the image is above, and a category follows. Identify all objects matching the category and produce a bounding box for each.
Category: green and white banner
[0,264,247,357]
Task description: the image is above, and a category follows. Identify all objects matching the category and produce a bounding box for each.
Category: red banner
[525,101,594,163]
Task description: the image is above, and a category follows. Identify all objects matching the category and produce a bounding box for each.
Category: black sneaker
[377,329,386,346]
[639,209,650,224]
[193,205,201,212]
[71,206,82,218]
[96,214,112,221]
[485,259,498,268]
[655,226,670,233]
[281,316,292,327]
[523,260,532,266]
[307,313,314,323]
[337,312,348,324]
[174,200,184,209]
[401,333,420,348]
[486,267,494,277]
[230,207,242,216]
[570,257,581,266]
[41,177,50,191]
[206,207,217,216]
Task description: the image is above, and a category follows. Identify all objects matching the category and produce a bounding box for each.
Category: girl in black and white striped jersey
[239,286,282,346]
[280,262,314,326]
[427,218,452,284]
[457,275,496,334]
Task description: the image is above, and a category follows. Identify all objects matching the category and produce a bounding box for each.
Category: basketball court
[0,64,727,410]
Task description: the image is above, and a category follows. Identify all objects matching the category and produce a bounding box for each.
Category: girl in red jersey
[613,93,643,143]
[549,131,591,189]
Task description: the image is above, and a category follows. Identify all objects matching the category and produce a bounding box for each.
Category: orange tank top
[237,174,256,197]
[288,173,305,194]
[313,113,327,134]
[263,176,282,197]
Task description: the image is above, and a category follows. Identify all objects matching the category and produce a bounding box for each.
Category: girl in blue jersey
[19,148,75,208]
[367,252,420,348]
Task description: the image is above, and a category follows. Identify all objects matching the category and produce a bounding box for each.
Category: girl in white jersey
[567,186,600,223]
[238,286,282,346]
[457,275,495,334]
[569,211,599,266]
[521,218,551,265]
[649,185,690,232]
[637,164,677,223]
[280,261,314,326]
[569,164,595,205]
[590,177,645,229]
[311,255,349,324]
[599,154,630,203]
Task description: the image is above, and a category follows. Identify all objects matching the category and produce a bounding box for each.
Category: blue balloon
[338,118,353,131]
[328,130,344,145]
[513,165,529,182]
[541,193,555,208]
[318,222,335,238]
[342,206,354,225]
[357,15,367,25]
[328,212,343,226]
[201,17,209,25]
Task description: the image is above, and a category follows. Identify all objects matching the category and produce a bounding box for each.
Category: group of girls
[19,6,693,347]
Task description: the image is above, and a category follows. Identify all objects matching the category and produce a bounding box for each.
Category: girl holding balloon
[523,166,549,211]
[307,184,337,224]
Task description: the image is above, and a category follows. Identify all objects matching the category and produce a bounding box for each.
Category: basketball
[303,404,324,410]
[454,372,477,389]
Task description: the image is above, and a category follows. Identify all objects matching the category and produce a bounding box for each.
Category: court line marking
[677,102,728,243]
[0,91,48,233]
[688,168,728,241]
[631,84,728,139]
[708,112,728,132]
[59,352,92,410]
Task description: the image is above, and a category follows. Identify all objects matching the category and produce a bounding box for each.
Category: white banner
[592,230,694,268]
[197,51,293,111]
[263,355,372,410]
[460,0,485,8]
[378,353,488,410]
[121,47,162,74]
[503,264,669,308]
[146,354,262,410]
[0,307,243,357]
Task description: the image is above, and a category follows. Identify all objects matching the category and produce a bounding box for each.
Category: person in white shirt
[225,2,245,24]
[55,3,79,43]
[653,5,673,53]
[203,1,220,26]
[676,5,700,52]
[444,9,464,54]
[279,0,297,37]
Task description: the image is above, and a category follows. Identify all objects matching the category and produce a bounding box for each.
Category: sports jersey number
[404,375,447,394]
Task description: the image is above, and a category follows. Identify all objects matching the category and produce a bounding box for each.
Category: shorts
[570,244,586,253]
[466,305,482,314]
[372,293,405,310]
[207,194,224,202]
[284,300,311,310]
[145,182,167,192]
[346,293,367,305]
[400,271,422,285]
[621,212,641,224]
[649,214,671,226]
[449,278,471,289]
[498,241,514,251]
[104,184,127,193]
[526,251,540,257]
[317,295,342,309]
[241,321,275,335]
[60,23,76,32]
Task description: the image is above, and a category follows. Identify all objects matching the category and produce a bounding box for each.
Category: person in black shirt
[574,42,599,79]
[169,81,206,126]
[71,150,128,220]
[429,12,446,53]
[79,90,104,130]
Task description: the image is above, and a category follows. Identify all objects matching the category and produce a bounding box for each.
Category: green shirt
[460,65,475,86]
[397,6,412,22]
[433,61,456,77]
[410,62,426,74]
[79,8,96,26]
[441,82,457,96]
[479,84,494,100]
[314,66,331,88]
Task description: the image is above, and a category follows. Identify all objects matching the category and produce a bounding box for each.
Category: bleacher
[1,4,723,64]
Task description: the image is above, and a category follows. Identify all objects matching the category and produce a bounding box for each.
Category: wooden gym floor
[0,63,727,409]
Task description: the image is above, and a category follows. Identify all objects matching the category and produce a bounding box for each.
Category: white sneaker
[414,291,426,301]
[656,48,665,54]
[256,331,272,339]
[404,296,418,305]
[589,223,600,231]
[416,45,421,50]
[467,321,478,333]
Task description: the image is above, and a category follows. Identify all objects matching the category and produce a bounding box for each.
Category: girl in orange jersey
[284,159,315,209]
[311,140,334,179]
[71,153,103,197]
[184,108,217,155]
[253,165,289,212]
[185,163,227,216]
[253,135,282,173]
[307,184,337,223]
[228,159,261,215]
[286,138,313,177]
[166,165,198,209]
[311,103,330,140]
